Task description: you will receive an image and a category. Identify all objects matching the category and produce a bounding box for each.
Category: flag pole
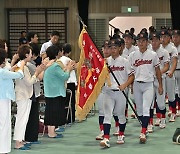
[77,16,142,126]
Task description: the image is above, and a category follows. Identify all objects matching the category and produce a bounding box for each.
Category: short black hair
[26,32,37,42]
[62,43,71,54]
[114,28,120,34]
[51,31,60,37]
[21,31,26,34]
[0,48,7,65]
[29,43,40,56]
[55,43,63,52]
[46,45,59,60]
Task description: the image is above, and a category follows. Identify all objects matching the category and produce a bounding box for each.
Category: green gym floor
[11,113,180,154]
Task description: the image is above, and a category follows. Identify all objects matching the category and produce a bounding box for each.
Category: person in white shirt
[172,30,180,116]
[122,32,138,59]
[40,31,60,59]
[100,39,134,148]
[128,32,163,144]
[60,43,77,123]
[160,29,178,122]
[148,32,170,132]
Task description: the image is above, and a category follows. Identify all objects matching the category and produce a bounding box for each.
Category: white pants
[166,75,176,102]
[13,99,32,142]
[0,99,11,153]
[133,81,154,116]
[175,70,180,96]
[152,78,166,110]
[103,89,126,124]
[97,92,105,116]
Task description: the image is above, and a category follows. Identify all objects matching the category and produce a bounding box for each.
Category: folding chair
[64,89,73,127]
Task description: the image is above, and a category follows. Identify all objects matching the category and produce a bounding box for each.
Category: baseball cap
[119,38,125,45]
[108,39,121,47]
[136,33,148,40]
[122,32,133,39]
[149,32,160,40]
[172,30,180,36]
[160,29,171,36]
[161,26,167,30]
[102,40,110,47]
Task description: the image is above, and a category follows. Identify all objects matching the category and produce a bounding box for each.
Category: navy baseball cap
[160,29,171,36]
[109,39,121,47]
[149,32,160,40]
[102,40,110,47]
[122,32,133,39]
[119,38,125,45]
[136,33,148,40]
[172,30,180,36]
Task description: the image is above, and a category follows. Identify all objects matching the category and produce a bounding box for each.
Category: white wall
[109,16,152,36]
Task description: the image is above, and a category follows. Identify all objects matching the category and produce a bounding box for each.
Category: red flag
[76,28,109,121]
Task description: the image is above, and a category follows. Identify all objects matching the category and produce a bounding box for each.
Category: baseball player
[122,32,138,59]
[100,39,134,148]
[128,32,163,143]
[147,32,170,132]
[172,30,180,116]
[96,40,120,140]
[122,31,138,119]
[160,29,178,122]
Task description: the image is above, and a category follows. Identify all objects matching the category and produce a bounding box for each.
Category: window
[7,8,68,53]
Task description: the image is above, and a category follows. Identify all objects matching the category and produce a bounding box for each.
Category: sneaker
[113,127,119,136]
[155,118,161,126]
[168,111,172,117]
[159,118,166,129]
[176,110,180,117]
[139,133,146,144]
[169,113,176,122]
[117,135,125,144]
[131,113,136,119]
[100,138,110,148]
[96,131,104,140]
[147,124,153,133]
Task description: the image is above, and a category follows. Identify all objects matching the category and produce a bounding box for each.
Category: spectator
[19,31,27,45]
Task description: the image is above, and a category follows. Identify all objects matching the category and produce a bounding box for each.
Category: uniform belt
[111,89,119,92]
[176,69,180,71]
[137,81,146,83]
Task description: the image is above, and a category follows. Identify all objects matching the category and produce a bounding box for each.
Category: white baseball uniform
[128,49,160,117]
[152,47,170,110]
[103,55,133,125]
[161,43,178,102]
[122,45,138,59]
[174,44,180,97]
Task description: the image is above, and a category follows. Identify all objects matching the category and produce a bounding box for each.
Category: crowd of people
[0,31,76,153]
[0,25,180,153]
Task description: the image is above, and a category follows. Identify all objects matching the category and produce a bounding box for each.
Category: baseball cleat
[100,138,110,148]
[168,111,172,117]
[147,124,153,133]
[117,135,125,144]
[176,111,180,117]
[169,114,176,122]
[139,133,146,144]
[96,131,104,140]
[131,113,136,119]
[113,126,119,136]
[154,118,161,126]
[159,118,166,129]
